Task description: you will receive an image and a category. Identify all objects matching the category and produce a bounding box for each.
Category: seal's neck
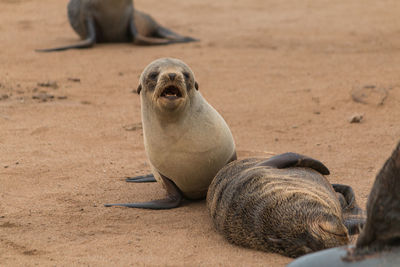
[153,103,190,127]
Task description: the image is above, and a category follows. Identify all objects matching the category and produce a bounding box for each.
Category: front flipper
[255,152,330,175]
[332,184,366,235]
[36,17,96,52]
[104,173,183,209]
[103,197,181,209]
[129,19,172,45]
[126,174,156,183]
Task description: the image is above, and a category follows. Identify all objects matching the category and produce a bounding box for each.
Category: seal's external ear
[195,81,199,90]
[137,84,142,94]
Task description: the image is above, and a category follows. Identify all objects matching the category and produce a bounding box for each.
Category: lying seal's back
[207,153,364,258]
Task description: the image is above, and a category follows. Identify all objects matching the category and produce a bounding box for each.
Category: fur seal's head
[137,58,199,113]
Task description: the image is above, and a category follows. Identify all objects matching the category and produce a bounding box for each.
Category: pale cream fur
[139,58,236,199]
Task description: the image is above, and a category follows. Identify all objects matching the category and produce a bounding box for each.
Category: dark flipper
[129,19,172,45]
[104,173,183,209]
[126,174,156,183]
[332,184,365,235]
[36,17,96,52]
[156,26,199,43]
[103,197,181,209]
[255,152,330,175]
[332,184,362,214]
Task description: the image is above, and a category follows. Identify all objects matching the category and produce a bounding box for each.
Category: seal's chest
[92,7,132,42]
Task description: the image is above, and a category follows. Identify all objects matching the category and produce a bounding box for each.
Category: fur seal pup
[288,141,400,266]
[36,0,197,52]
[207,153,365,258]
[105,58,236,209]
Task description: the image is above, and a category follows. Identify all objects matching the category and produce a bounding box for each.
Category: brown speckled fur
[207,156,364,258]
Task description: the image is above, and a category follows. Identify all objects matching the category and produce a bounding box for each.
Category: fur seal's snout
[156,71,186,108]
[160,85,182,100]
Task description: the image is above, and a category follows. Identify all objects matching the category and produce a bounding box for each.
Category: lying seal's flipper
[104,174,183,209]
[255,152,330,175]
[36,17,96,52]
[332,184,363,215]
[125,174,156,183]
[332,184,366,235]
[156,26,199,43]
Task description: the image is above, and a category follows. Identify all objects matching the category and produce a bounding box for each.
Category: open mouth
[160,86,182,100]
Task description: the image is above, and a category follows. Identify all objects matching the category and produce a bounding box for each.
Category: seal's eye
[149,72,159,80]
[182,72,190,79]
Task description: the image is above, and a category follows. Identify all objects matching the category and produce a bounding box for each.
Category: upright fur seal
[288,141,400,266]
[37,0,197,52]
[207,153,365,258]
[105,58,236,209]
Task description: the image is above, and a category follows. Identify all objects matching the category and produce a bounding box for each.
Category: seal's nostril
[168,73,177,80]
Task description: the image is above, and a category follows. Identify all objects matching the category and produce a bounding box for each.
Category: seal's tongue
[161,86,182,100]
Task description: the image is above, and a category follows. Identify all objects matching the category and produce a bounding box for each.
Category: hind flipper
[332,184,366,235]
[104,173,183,209]
[36,16,96,52]
[255,152,330,175]
[126,174,156,183]
[130,18,172,45]
[156,26,198,43]
[332,184,361,214]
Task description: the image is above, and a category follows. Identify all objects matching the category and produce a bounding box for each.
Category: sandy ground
[1,0,399,266]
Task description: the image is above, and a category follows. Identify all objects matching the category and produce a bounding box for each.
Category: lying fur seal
[207,153,365,258]
[37,0,197,52]
[105,58,236,209]
[288,141,400,266]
